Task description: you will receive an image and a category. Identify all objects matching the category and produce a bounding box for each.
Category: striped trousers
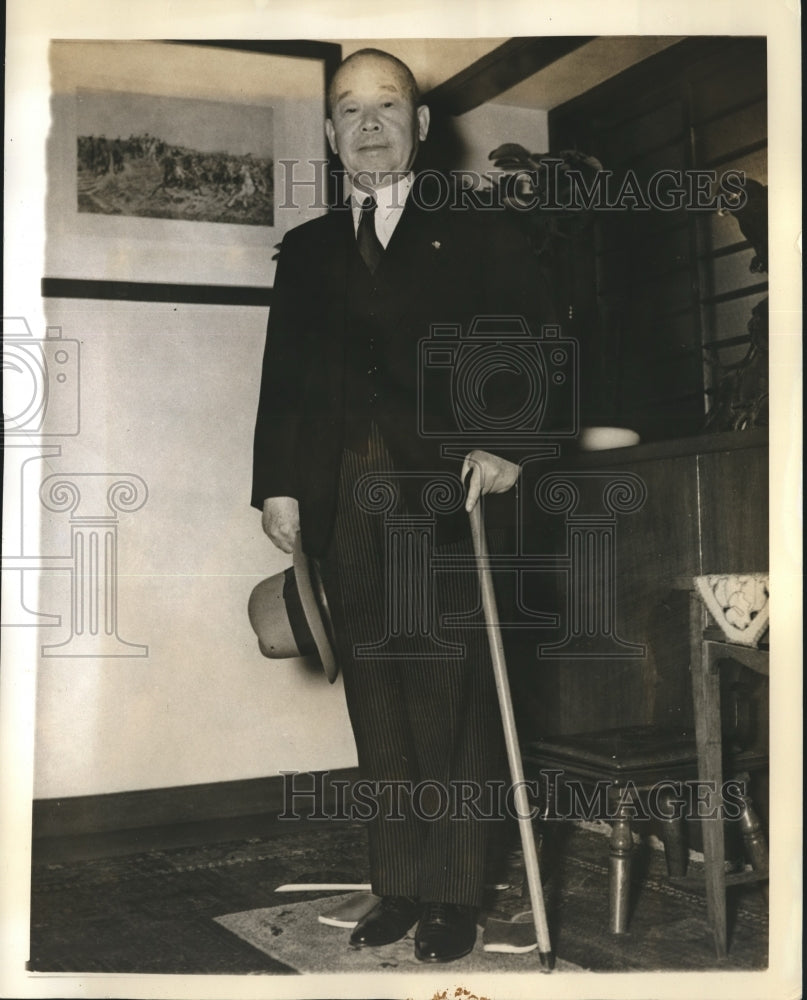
[318,424,507,907]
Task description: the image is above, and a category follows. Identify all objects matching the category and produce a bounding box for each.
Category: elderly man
[252,49,550,962]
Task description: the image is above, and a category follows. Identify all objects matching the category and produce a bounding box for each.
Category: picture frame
[43,39,341,304]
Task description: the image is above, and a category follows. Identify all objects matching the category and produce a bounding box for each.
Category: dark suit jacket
[251,174,556,557]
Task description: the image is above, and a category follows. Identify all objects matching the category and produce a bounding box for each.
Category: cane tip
[539,950,555,971]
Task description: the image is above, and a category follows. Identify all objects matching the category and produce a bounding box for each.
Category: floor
[29,814,768,975]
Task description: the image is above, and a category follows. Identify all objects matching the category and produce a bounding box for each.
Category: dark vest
[343,238,384,454]
[342,232,414,457]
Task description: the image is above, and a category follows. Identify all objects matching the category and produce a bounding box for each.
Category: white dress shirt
[348,172,414,249]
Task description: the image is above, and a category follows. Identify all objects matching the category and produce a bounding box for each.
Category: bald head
[325,49,429,189]
[328,49,419,116]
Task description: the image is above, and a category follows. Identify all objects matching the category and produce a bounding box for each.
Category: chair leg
[699,763,728,959]
[736,779,769,876]
[656,786,688,877]
[691,594,728,959]
[609,804,633,933]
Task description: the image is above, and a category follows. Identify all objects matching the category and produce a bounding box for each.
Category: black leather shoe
[348,895,420,948]
[414,902,478,962]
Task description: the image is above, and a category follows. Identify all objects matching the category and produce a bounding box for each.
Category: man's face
[325,55,430,191]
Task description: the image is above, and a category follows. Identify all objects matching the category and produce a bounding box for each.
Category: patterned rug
[214,894,583,974]
[30,819,767,973]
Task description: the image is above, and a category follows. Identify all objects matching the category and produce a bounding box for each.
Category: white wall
[452,102,549,175]
[34,298,357,798]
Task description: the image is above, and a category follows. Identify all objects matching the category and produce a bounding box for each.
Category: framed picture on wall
[44,40,340,302]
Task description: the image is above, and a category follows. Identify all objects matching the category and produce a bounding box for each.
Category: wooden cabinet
[509,429,768,738]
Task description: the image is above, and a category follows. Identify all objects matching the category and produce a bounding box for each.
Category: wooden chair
[689,585,769,959]
[522,725,699,934]
[521,583,769,946]
[523,718,768,945]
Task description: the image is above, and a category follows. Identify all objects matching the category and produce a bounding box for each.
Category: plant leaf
[489,142,532,161]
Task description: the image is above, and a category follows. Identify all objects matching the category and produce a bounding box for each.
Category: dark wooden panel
[599,222,691,291]
[624,351,702,406]
[42,277,273,306]
[697,445,769,573]
[624,310,700,356]
[605,100,686,163]
[516,454,701,736]
[689,44,766,122]
[629,269,695,322]
[618,397,706,444]
[423,36,595,115]
[630,140,688,176]
[515,438,768,739]
[33,767,361,838]
[695,99,767,164]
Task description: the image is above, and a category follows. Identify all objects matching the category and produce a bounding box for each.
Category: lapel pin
[431,240,441,250]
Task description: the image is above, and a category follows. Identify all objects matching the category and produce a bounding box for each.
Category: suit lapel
[378,179,453,286]
[313,204,353,298]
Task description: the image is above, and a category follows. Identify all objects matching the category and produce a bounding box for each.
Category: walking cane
[467,492,554,970]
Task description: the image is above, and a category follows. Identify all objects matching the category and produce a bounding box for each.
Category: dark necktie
[356,195,384,274]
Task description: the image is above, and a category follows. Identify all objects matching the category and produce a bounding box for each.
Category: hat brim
[293,533,339,683]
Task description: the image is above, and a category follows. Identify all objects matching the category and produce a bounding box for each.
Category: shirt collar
[347,172,414,219]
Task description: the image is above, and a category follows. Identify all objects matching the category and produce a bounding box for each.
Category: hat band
[282,567,317,657]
